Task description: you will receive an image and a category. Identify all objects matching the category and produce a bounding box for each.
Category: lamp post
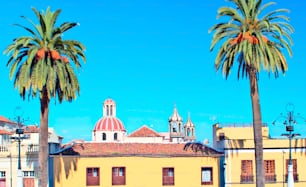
[281,129,300,187]
[273,103,303,187]
[10,107,26,187]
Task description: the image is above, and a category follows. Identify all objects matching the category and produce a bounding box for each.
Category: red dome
[94,117,125,131]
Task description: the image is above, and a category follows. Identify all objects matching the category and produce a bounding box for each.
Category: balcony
[0,145,9,152]
[285,174,299,182]
[240,175,254,183]
[26,144,39,153]
[170,132,183,138]
[265,174,276,183]
[162,176,174,186]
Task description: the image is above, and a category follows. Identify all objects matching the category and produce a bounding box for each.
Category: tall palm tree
[209,0,293,186]
[4,7,86,187]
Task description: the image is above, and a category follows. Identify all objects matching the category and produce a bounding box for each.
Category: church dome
[94,117,125,131]
[93,98,126,132]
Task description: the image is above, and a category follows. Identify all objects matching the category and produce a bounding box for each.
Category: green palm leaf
[4,7,86,187]
[210,1,293,186]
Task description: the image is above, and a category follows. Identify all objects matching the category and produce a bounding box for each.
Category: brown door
[23,178,34,187]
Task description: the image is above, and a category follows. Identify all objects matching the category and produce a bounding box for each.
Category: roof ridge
[128,125,161,137]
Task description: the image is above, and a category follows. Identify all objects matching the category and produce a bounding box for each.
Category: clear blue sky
[0,0,305,144]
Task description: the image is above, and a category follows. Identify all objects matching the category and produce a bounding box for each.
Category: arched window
[102,133,106,141]
[110,105,113,116]
[114,133,118,140]
[106,105,109,116]
[187,128,191,137]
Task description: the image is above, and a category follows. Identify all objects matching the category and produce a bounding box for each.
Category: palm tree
[209,0,293,186]
[4,7,86,187]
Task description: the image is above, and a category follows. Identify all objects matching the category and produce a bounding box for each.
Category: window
[201,167,213,185]
[114,133,118,140]
[162,168,174,185]
[264,160,276,182]
[172,127,177,133]
[23,171,35,177]
[286,159,298,182]
[219,133,225,140]
[241,160,253,183]
[86,168,99,186]
[102,133,106,141]
[112,167,125,185]
[0,171,5,178]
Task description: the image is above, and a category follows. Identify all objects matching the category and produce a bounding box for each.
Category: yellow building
[49,98,222,187]
[50,142,222,187]
[213,123,306,187]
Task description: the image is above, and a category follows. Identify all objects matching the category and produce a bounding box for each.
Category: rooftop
[128,125,161,137]
[53,142,222,157]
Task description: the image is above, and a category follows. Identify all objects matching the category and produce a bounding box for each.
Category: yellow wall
[226,150,306,187]
[214,124,306,187]
[52,156,220,187]
[223,138,306,149]
[214,124,269,140]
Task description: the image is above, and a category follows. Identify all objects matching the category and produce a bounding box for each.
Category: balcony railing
[162,176,174,186]
[265,174,276,183]
[285,174,299,182]
[112,176,126,185]
[0,145,9,152]
[26,144,39,153]
[170,132,184,138]
[240,175,254,183]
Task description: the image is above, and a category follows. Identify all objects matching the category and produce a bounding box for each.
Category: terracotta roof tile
[128,125,161,137]
[23,125,39,133]
[0,129,13,135]
[0,116,15,124]
[55,142,222,157]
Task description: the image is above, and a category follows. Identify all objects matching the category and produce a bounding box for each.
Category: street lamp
[10,107,27,187]
[273,103,304,187]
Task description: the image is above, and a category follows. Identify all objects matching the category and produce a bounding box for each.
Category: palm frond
[5,6,86,102]
[183,142,210,155]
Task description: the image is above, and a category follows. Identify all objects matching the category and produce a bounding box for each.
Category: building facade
[213,123,306,187]
[50,143,222,187]
[0,116,62,187]
[49,98,218,187]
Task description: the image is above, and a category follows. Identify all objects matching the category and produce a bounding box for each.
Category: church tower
[92,98,126,142]
[184,113,196,142]
[168,105,184,143]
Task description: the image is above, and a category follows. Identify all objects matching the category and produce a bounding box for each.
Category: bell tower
[184,113,196,142]
[168,104,184,143]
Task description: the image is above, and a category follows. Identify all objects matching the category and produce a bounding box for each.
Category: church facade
[91,98,196,143]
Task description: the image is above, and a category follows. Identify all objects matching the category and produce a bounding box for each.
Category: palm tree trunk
[39,88,49,187]
[249,70,265,187]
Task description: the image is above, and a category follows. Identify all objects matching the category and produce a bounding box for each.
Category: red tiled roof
[55,142,222,157]
[0,116,15,124]
[128,125,161,137]
[0,129,13,135]
[23,125,39,133]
